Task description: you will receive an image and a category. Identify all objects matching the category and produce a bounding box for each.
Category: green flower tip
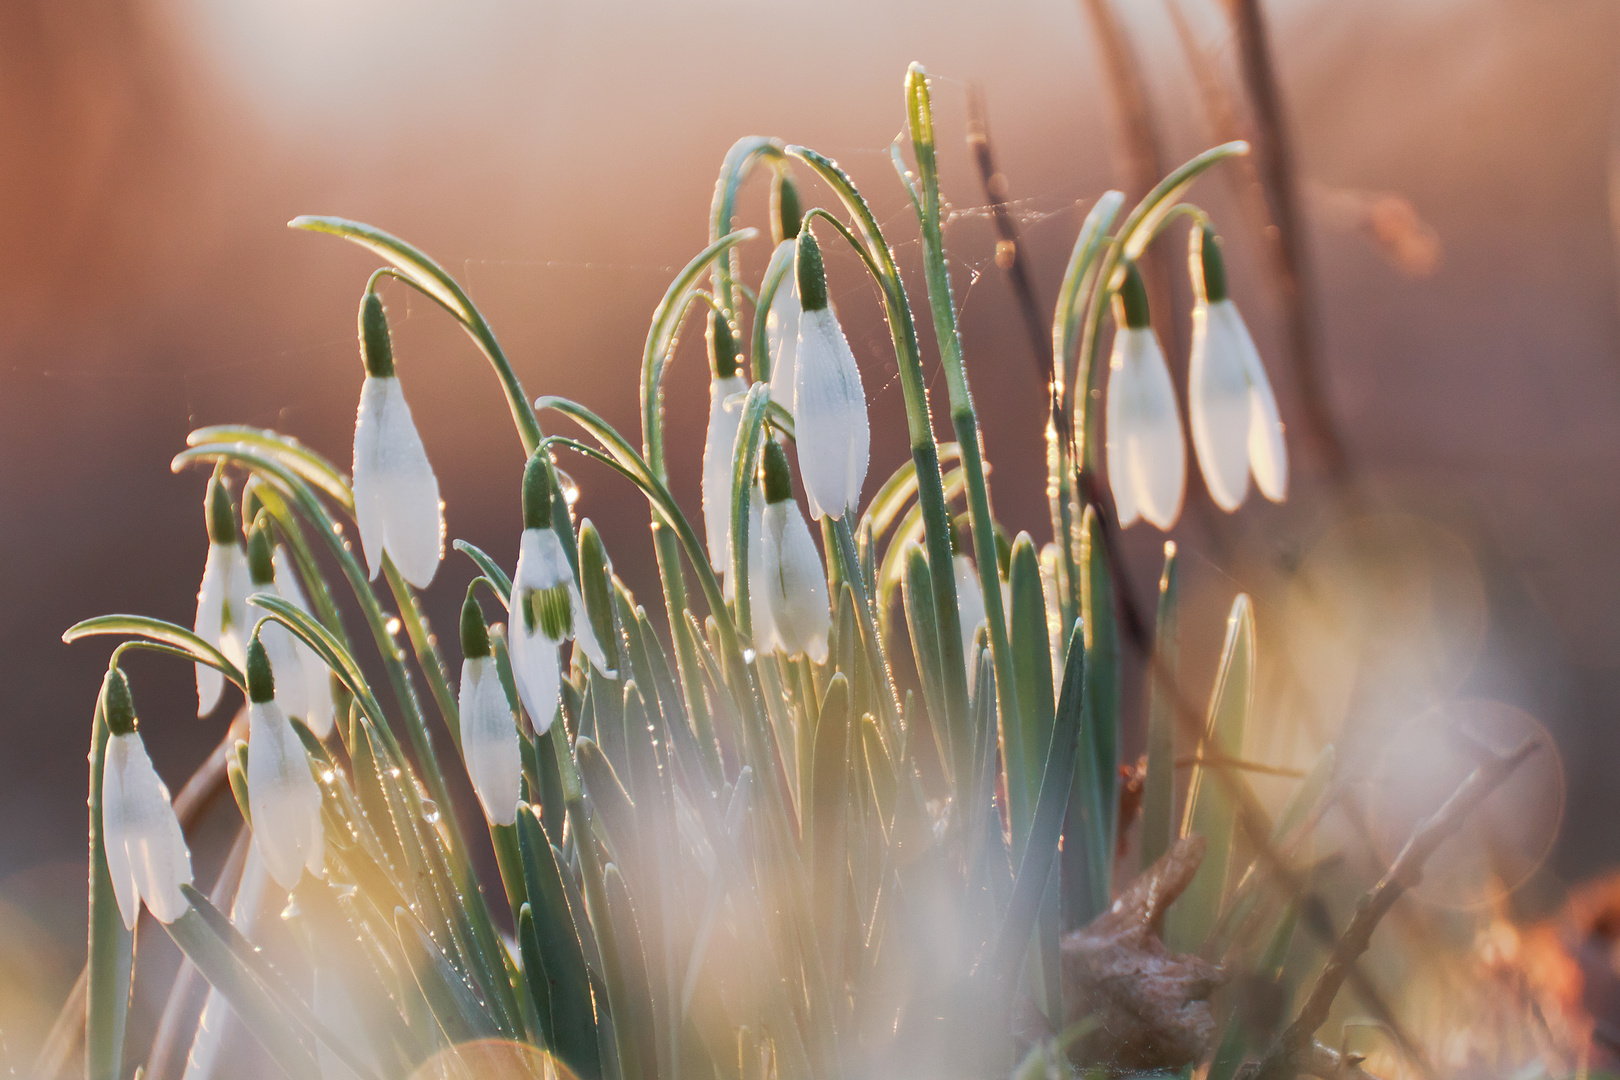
[359,291,395,379]
[772,173,802,245]
[246,636,275,704]
[100,667,137,737]
[246,522,275,586]
[526,584,572,641]
[708,309,741,380]
[522,451,554,531]
[1192,226,1228,304]
[1118,261,1151,329]
[460,592,490,659]
[761,438,794,504]
[796,230,829,313]
[206,474,238,546]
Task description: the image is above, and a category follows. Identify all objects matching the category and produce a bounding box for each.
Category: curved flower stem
[784,143,970,783]
[903,64,1021,844]
[708,137,785,321]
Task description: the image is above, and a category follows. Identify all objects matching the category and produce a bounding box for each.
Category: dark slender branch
[1254,738,1542,1080]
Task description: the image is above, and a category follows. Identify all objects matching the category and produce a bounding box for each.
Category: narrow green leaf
[1006,533,1055,854]
[453,539,513,600]
[395,905,504,1045]
[65,616,243,690]
[515,805,602,1080]
[1142,542,1180,870]
[601,864,659,1080]
[187,425,353,510]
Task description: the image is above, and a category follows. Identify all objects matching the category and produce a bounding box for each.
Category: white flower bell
[194,475,251,716]
[509,453,612,732]
[702,310,749,578]
[1187,227,1288,511]
[351,291,445,590]
[244,637,325,890]
[791,231,869,521]
[245,522,332,739]
[459,593,521,826]
[744,496,781,656]
[1105,263,1186,531]
[766,174,804,410]
[758,440,830,663]
[100,669,193,927]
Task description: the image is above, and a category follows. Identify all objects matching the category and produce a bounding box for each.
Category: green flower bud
[206,474,238,546]
[246,636,275,705]
[761,438,794,504]
[461,590,491,660]
[1191,226,1228,304]
[1118,262,1151,330]
[772,172,802,245]
[522,451,554,531]
[100,667,138,737]
[245,521,276,586]
[796,230,829,314]
[359,291,395,378]
[708,309,741,380]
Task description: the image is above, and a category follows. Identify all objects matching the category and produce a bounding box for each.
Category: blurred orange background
[2,0,1617,1066]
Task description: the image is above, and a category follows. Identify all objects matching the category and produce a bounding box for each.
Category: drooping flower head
[759,438,830,663]
[352,290,445,590]
[194,473,251,716]
[1187,226,1287,511]
[264,537,336,739]
[766,172,803,411]
[508,451,612,733]
[792,230,870,521]
[1105,262,1186,531]
[459,591,520,826]
[244,519,332,739]
[244,635,325,890]
[702,308,749,579]
[100,668,193,927]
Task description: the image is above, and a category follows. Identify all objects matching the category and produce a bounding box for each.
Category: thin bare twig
[1253,737,1543,1080]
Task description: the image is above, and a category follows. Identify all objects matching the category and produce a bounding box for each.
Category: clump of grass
[52,63,1533,1080]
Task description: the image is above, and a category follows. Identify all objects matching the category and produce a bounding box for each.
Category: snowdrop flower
[100,668,193,927]
[1105,262,1186,531]
[244,522,332,739]
[1187,227,1287,510]
[765,174,804,410]
[194,474,251,716]
[509,452,612,732]
[270,544,336,738]
[459,592,520,826]
[244,637,325,890]
[792,230,870,521]
[744,496,781,656]
[702,310,749,578]
[351,291,444,590]
[759,439,830,663]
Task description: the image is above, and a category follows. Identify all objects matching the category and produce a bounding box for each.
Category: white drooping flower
[351,291,444,590]
[1105,263,1186,531]
[758,440,830,663]
[459,594,521,826]
[508,453,612,732]
[765,238,802,411]
[1187,227,1288,511]
[272,546,336,738]
[244,638,325,890]
[791,231,869,521]
[245,523,330,740]
[99,670,193,927]
[701,314,750,575]
[744,497,781,656]
[195,476,252,717]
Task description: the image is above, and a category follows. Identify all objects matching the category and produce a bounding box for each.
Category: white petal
[793,307,869,520]
[954,555,987,677]
[354,376,444,588]
[351,377,390,581]
[1105,327,1185,531]
[275,549,335,737]
[508,613,562,734]
[459,658,521,826]
[763,501,830,663]
[101,735,140,930]
[109,733,193,924]
[247,701,324,889]
[702,375,749,573]
[766,245,802,414]
[744,499,780,655]
[1237,318,1289,502]
[514,527,572,594]
[194,544,230,715]
[259,597,309,723]
[1189,301,1254,513]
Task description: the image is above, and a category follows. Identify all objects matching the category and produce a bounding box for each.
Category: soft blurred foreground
[3,0,1620,1075]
